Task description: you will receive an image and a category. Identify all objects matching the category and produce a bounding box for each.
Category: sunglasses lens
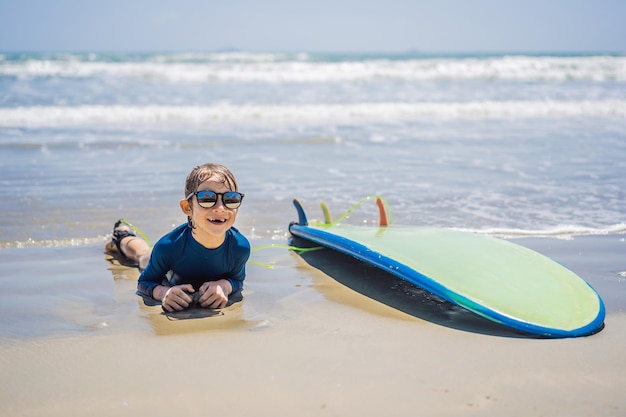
[223,192,243,209]
[196,191,217,208]
[193,191,243,209]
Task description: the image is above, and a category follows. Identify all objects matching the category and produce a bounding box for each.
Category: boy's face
[180,177,239,246]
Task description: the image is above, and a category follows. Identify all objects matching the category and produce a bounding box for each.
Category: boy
[106,163,250,312]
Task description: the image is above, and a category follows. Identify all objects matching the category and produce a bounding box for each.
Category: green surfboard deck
[328,225,601,330]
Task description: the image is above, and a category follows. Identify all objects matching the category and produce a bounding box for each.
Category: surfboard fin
[320,201,333,225]
[292,199,308,226]
[376,197,389,227]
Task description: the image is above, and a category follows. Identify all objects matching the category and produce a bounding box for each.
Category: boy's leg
[105,222,152,270]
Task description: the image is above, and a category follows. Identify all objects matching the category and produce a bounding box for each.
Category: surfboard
[288,198,605,338]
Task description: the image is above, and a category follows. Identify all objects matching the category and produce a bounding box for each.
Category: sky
[1,0,625,53]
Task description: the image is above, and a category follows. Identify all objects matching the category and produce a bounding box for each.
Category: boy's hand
[198,279,232,309]
[160,284,195,312]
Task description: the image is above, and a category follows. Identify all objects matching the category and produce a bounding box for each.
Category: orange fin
[376,197,388,227]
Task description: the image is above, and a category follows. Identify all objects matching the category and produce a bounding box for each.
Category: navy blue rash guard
[137,223,250,299]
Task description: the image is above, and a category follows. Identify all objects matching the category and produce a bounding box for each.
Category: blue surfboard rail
[288,199,606,338]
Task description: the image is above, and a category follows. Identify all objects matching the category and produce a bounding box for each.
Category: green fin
[320,201,333,225]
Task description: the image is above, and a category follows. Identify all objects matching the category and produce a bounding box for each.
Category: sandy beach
[1,234,624,417]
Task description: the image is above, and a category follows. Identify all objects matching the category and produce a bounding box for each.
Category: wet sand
[0,234,625,416]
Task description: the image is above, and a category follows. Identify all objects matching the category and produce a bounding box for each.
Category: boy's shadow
[290,237,539,339]
[138,290,243,320]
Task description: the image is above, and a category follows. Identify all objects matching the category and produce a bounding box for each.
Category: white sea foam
[453,223,626,239]
[1,54,625,82]
[1,100,624,128]
[1,236,107,249]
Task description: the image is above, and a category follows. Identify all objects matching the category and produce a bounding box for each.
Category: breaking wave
[1,53,625,83]
[1,100,624,128]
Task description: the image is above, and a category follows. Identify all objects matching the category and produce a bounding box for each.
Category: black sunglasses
[186,190,244,209]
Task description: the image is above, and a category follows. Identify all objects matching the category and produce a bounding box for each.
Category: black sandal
[112,220,137,259]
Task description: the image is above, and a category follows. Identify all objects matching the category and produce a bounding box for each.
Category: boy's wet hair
[184,163,239,197]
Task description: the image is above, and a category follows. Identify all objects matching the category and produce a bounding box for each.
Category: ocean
[1,51,624,250]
